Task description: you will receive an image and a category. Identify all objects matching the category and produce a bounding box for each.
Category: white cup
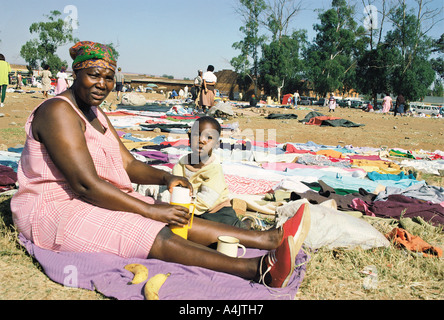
[170,186,194,240]
[216,236,246,258]
[170,186,192,204]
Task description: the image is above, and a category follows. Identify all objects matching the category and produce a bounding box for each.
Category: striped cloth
[224,174,278,195]
[11,96,165,259]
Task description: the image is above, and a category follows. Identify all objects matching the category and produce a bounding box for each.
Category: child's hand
[165,175,194,196]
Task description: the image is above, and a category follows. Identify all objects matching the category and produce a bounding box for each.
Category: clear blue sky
[0,0,442,79]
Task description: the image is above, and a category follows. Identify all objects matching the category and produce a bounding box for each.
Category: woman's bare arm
[31,99,190,226]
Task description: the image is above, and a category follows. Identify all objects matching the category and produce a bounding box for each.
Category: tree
[356,43,401,105]
[305,0,362,98]
[430,34,444,81]
[385,1,436,101]
[263,0,303,42]
[20,10,78,72]
[259,30,307,100]
[231,0,267,96]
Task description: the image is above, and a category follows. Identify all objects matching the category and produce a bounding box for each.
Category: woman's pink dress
[55,72,68,95]
[382,96,392,113]
[11,96,166,258]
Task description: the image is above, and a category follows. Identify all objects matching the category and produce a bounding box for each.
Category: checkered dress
[11,96,166,258]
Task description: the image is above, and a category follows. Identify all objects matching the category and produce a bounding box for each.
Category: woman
[55,66,69,95]
[199,65,217,112]
[382,93,392,113]
[394,93,406,117]
[0,54,11,108]
[41,65,52,99]
[328,93,336,112]
[11,41,310,288]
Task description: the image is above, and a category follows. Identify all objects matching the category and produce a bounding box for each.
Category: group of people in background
[0,55,72,105]
[192,65,217,112]
[0,51,410,119]
[382,92,407,116]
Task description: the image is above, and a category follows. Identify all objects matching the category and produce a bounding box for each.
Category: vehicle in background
[313,98,325,106]
[299,96,312,105]
[338,99,363,108]
[410,103,443,116]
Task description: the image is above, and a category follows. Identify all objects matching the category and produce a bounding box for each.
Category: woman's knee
[148,226,176,259]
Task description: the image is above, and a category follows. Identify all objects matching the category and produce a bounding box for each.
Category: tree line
[230,0,443,105]
[19,11,119,77]
[18,3,443,105]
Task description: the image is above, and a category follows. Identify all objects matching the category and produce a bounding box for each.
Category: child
[172,116,247,228]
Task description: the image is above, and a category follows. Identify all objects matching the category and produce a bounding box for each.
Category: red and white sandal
[280,203,311,253]
[259,235,296,288]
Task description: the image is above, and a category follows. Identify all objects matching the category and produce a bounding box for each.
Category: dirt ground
[1,89,443,153]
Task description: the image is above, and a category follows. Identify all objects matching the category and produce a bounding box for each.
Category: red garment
[160,139,189,147]
[306,116,341,126]
[284,144,316,154]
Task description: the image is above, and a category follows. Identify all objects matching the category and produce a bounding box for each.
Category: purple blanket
[19,234,309,300]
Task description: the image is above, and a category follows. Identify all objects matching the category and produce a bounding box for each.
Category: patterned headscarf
[70,41,117,72]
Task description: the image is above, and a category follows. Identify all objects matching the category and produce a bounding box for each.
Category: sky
[0,0,442,80]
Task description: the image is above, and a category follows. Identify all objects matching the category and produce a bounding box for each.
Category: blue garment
[149,135,167,144]
[122,133,144,142]
[367,171,416,181]
[318,174,381,193]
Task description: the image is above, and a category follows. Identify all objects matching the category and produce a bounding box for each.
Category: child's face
[189,121,219,160]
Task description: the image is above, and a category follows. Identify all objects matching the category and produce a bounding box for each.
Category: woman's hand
[149,203,191,226]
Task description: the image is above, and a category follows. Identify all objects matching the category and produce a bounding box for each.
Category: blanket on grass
[19,234,309,300]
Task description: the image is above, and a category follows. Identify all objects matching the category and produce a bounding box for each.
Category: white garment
[202,71,217,83]
[56,72,68,81]
[275,199,390,250]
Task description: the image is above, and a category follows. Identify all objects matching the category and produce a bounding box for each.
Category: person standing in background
[394,93,406,117]
[199,65,217,112]
[293,90,300,109]
[55,66,69,95]
[382,93,392,113]
[41,65,52,99]
[192,70,203,106]
[328,93,337,112]
[0,54,11,107]
[114,67,124,100]
[16,72,23,89]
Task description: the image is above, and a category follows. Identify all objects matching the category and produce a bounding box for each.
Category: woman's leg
[187,216,282,250]
[148,227,260,281]
[148,203,310,287]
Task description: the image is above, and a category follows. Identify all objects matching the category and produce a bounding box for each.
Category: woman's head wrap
[70,41,117,72]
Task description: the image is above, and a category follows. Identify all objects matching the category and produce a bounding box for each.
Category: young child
[172,116,247,228]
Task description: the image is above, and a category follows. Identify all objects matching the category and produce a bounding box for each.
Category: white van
[410,104,443,116]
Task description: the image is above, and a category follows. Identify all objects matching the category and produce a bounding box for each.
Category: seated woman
[11,41,310,289]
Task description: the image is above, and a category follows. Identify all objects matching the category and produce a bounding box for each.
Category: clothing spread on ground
[2,102,443,300]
